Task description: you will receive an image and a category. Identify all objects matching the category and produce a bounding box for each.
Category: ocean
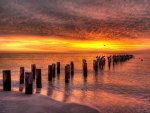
[0,52,150,113]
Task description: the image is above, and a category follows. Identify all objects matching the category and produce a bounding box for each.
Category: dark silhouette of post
[25,72,33,94]
[57,62,60,75]
[70,61,74,76]
[36,69,42,88]
[107,56,111,70]
[20,67,24,84]
[83,59,87,77]
[65,64,70,84]
[48,65,52,81]
[31,64,36,80]
[19,67,24,91]
[93,60,98,73]
[52,64,56,78]
[3,70,11,91]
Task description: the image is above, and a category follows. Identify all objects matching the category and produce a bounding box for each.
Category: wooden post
[84,62,87,77]
[19,67,24,91]
[52,64,55,78]
[25,72,33,94]
[31,64,36,80]
[65,64,70,84]
[93,60,95,71]
[3,70,11,91]
[93,60,98,72]
[19,67,24,84]
[48,65,52,81]
[108,61,111,69]
[83,60,87,77]
[57,62,60,75]
[108,56,111,69]
[36,69,42,88]
[70,61,74,76]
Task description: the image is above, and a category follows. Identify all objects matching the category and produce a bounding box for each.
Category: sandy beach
[0,90,100,113]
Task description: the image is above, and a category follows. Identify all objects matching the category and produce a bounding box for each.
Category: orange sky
[0,1,149,53]
[0,35,150,53]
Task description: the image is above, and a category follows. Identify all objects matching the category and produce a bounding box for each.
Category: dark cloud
[0,0,149,40]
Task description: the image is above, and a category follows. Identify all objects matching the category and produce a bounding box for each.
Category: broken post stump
[48,65,52,81]
[83,59,88,77]
[3,70,11,91]
[93,60,98,73]
[70,61,74,76]
[19,67,24,91]
[65,64,70,84]
[52,64,56,78]
[31,64,36,80]
[57,62,60,75]
[25,72,33,94]
[36,69,42,88]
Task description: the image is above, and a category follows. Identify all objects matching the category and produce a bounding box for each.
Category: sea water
[0,53,150,113]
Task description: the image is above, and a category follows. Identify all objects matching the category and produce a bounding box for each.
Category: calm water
[0,53,150,113]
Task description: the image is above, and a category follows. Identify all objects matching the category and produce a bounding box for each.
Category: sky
[0,0,150,52]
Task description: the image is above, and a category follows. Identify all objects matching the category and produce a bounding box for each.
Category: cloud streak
[0,0,149,41]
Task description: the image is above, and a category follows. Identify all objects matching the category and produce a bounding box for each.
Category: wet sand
[0,90,100,113]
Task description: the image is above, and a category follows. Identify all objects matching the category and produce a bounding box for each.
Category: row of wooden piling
[93,54,134,71]
[2,54,133,94]
[2,61,75,94]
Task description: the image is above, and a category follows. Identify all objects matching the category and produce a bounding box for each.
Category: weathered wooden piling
[83,60,87,77]
[108,57,111,69]
[19,67,24,84]
[36,69,42,88]
[19,67,24,91]
[48,65,53,81]
[65,64,70,84]
[70,61,74,76]
[3,70,11,91]
[25,72,33,94]
[31,64,36,80]
[93,60,98,72]
[57,62,60,75]
[108,62,111,69]
[52,64,56,78]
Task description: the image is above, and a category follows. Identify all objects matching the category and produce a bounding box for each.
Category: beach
[0,90,100,113]
[1,90,150,113]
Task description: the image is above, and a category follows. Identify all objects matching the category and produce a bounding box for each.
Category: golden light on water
[0,35,150,52]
